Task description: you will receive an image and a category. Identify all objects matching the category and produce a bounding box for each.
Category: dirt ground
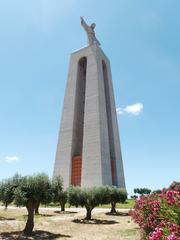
[0,207,140,240]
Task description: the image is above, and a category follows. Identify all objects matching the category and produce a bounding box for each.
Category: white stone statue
[80,17,100,46]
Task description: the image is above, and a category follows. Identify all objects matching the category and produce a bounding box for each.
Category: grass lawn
[47,199,135,210]
[0,207,140,240]
[99,199,135,209]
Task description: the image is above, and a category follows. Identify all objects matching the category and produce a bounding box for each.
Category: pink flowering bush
[129,182,180,240]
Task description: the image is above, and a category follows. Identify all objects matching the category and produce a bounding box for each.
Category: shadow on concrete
[0,230,71,240]
[73,219,118,225]
[105,211,129,217]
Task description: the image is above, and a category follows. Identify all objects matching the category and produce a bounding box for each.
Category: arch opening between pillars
[71,57,87,186]
[102,60,117,186]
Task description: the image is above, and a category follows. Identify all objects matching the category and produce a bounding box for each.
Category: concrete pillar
[53,44,125,189]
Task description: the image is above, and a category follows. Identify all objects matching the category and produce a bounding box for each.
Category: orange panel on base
[71,156,82,186]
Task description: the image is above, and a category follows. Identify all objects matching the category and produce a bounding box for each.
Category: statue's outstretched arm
[80,16,88,30]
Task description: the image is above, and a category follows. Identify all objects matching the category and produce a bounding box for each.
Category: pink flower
[129,183,180,239]
[148,227,163,240]
[166,233,180,240]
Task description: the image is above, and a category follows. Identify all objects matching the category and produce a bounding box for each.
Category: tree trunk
[34,201,40,215]
[60,202,65,212]
[110,202,117,214]
[85,207,92,220]
[23,202,34,236]
[4,202,8,211]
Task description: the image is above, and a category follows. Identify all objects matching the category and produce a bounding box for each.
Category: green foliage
[13,173,52,207]
[67,186,127,218]
[0,173,21,208]
[130,195,138,199]
[134,187,151,195]
[106,187,127,213]
[51,176,63,201]
[153,189,162,194]
[0,181,13,208]
[68,186,109,208]
[68,186,109,219]
[59,190,68,210]
[0,173,52,235]
[51,176,67,211]
[17,173,52,235]
[68,186,86,208]
[108,187,127,204]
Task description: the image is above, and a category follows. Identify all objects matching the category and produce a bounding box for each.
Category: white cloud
[5,156,20,163]
[116,103,143,116]
[116,107,124,115]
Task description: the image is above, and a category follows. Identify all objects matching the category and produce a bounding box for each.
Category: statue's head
[91,23,96,29]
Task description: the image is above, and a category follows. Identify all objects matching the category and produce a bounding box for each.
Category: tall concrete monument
[53,18,125,188]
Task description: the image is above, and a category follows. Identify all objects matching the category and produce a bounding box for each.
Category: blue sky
[0,0,179,195]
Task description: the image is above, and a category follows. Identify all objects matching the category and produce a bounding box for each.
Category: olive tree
[13,173,52,235]
[153,189,162,194]
[68,186,109,220]
[134,188,151,195]
[51,176,67,212]
[108,187,127,214]
[0,174,20,209]
[0,180,14,209]
[58,190,68,212]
